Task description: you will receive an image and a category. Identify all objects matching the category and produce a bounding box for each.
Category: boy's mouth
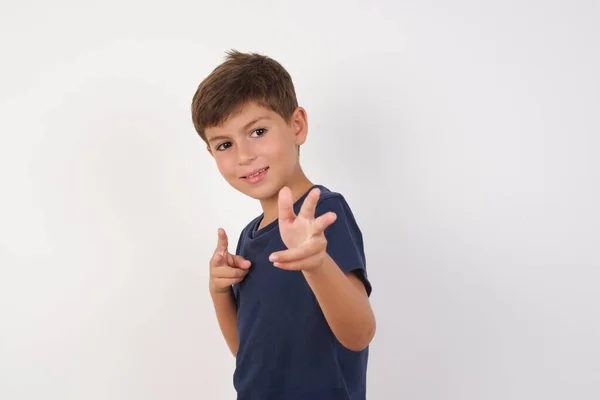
[241,167,269,182]
[242,167,268,178]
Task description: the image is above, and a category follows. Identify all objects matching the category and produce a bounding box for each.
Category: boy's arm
[270,187,375,352]
[210,286,240,357]
[302,256,375,352]
[208,228,251,358]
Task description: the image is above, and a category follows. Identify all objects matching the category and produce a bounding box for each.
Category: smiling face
[205,102,309,202]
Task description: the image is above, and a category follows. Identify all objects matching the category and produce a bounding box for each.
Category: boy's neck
[258,169,314,229]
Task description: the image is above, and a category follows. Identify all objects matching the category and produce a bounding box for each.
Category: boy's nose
[237,145,257,166]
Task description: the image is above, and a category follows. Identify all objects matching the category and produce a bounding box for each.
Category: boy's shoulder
[312,185,360,225]
[314,184,346,205]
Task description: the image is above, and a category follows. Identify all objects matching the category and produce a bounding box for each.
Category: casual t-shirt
[232,184,372,400]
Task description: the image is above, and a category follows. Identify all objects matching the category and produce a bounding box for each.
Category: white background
[1,1,599,399]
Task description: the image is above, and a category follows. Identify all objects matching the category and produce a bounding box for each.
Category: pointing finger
[216,228,229,254]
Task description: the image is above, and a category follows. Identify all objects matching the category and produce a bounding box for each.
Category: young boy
[191,50,376,399]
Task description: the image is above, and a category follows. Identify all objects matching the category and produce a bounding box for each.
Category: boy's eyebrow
[207,135,230,144]
[207,116,271,144]
[240,116,270,132]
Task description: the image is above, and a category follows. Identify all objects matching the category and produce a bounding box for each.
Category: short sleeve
[316,195,372,296]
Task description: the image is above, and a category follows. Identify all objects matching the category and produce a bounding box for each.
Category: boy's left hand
[269,186,337,271]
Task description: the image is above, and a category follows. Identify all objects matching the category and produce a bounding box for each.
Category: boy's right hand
[209,228,251,294]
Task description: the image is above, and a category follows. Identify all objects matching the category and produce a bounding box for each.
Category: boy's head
[191,50,308,201]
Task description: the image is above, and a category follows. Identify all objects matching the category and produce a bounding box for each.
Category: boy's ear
[292,107,308,146]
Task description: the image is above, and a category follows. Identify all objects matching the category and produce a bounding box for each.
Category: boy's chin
[234,182,279,201]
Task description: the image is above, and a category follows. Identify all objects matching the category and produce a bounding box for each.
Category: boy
[191,50,376,399]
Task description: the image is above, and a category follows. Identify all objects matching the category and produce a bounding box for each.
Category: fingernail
[269,254,277,262]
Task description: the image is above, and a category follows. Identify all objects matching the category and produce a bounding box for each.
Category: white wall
[1,1,598,399]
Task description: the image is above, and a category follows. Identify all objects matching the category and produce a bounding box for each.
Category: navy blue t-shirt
[232,184,372,400]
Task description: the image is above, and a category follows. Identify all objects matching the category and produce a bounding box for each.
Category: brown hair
[191,50,299,144]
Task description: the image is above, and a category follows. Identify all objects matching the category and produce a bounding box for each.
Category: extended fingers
[313,211,337,233]
[298,188,320,219]
[277,187,296,222]
[272,253,323,271]
[269,239,326,264]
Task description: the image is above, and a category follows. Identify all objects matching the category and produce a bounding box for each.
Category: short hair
[191,50,298,144]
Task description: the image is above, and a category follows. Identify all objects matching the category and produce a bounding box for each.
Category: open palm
[269,186,337,271]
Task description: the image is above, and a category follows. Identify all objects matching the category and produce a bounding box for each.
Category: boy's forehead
[231,102,274,121]
[207,103,276,136]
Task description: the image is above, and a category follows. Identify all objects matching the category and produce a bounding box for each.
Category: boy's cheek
[214,158,235,177]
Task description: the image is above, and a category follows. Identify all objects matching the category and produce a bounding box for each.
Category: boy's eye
[215,129,265,151]
[216,142,232,151]
[251,128,267,137]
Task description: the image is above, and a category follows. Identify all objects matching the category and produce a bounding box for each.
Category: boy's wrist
[209,282,233,296]
[301,253,332,278]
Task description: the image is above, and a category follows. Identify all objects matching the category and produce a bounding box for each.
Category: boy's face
[205,102,308,201]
